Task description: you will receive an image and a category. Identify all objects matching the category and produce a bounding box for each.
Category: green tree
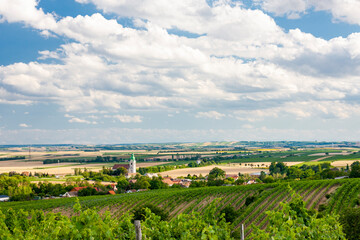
[208,167,226,180]
[269,162,288,175]
[117,177,130,192]
[149,177,168,189]
[220,205,239,223]
[350,161,360,178]
[133,178,150,190]
[114,167,128,176]
[262,175,275,183]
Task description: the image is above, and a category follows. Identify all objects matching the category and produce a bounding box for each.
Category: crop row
[1,179,360,230]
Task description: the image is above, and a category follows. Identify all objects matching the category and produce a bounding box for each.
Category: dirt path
[309,156,332,162]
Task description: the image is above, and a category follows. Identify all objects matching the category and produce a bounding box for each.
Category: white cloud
[256,0,360,25]
[64,114,97,124]
[0,0,360,137]
[0,0,57,29]
[19,123,30,128]
[113,115,143,123]
[195,111,225,120]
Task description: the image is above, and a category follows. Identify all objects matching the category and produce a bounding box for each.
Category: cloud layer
[0,0,360,142]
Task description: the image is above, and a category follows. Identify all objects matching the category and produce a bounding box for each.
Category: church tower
[129,153,136,173]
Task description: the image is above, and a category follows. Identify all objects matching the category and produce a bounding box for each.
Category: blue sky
[1,0,360,144]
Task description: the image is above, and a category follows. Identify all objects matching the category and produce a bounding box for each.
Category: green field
[2,178,359,238]
[321,151,360,161]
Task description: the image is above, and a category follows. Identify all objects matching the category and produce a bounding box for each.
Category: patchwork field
[0,160,167,175]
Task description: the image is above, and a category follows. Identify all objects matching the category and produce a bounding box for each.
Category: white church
[128,153,136,174]
[112,153,137,177]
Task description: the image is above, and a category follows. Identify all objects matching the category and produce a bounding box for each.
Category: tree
[288,167,302,179]
[149,177,168,190]
[262,175,275,183]
[250,187,346,239]
[133,178,150,190]
[269,162,288,175]
[259,171,267,181]
[302,169,315,179]
[114,167,127,176]
[117,177,130,192]
[78,187,97,196]
[350,161,360,178]
[208,167,226,180]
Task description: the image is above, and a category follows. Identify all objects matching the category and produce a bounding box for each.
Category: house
[144,173,158,178]
[0,195,10,202]
[126,172,137,178]
[334,176,349,180]
[21,172,30,177]
[180,181,191,188]
[126,189,137,193]
[110,183,117,191]
[64,186,100,197]
[250,172,261,177]
[112,164,129,171]
[225,174,239,181]
[246,180,257,185]
[172,179,182,185]
[129,179,137,184]
[108,190,116,195]
[137,189,148,192]
[70,187,89,192]
[162,178,174,186]
[62,192,78,197]
[196,160,202,164]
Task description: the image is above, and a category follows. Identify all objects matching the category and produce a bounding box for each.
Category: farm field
[2,178,359,238]
[159,161,301,178]
[159,165,267,177]
[1,146,359,177]
[0,160,167,175]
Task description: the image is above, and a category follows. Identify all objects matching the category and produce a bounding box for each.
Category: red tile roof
[113,164,129,170]
[108,190,116,195]
[70,187,88,192]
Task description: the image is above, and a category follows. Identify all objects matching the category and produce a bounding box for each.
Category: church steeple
[129,153,136,173]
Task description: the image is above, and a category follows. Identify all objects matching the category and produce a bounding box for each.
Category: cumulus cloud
[256,0,360,25]
[19,123,30,128]
[113,115,143,123]
[0,0,360,142]
[64,114,97,124]
[195,111,225,119]
[0,0,57,30]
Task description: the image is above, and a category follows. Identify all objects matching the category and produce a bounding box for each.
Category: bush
[220,206,239,223]
[245,196,257,206]
[339,208,360,240]
[132,204,168,221]
[318,204,327,212]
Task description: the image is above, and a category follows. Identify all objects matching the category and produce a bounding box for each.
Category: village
[0,153,260,202]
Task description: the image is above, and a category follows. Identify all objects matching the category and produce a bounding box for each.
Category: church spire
[129,153,136,174]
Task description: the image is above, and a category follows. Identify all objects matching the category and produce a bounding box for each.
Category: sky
[1,0,360,144]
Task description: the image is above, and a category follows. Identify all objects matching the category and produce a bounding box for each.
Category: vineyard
[1,178,360,237]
